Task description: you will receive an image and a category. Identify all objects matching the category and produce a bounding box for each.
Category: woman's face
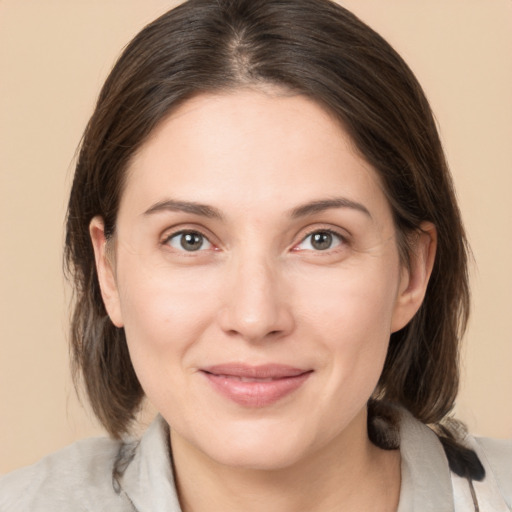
[92,89,429,470]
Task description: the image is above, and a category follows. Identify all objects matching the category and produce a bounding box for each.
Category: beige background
[1,1,511,474]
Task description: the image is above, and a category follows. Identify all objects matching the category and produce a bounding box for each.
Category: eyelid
[292,226,349,252]
[159,223,350,253]
[160,225,219,251]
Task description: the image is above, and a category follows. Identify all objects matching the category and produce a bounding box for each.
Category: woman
[1,0,510,510]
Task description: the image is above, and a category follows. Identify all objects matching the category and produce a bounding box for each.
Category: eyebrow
[143,196,371,221]
[143,199,224,219]
[289,197,372,219]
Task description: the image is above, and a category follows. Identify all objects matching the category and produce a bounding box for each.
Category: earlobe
[391,222,437,333]
[89,216,124,328]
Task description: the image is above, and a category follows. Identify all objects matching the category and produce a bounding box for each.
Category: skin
[90,89,436,512]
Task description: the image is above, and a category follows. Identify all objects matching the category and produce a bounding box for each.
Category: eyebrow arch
[143,197,370,220]
[289,197,372,219]
[143,199,224,220]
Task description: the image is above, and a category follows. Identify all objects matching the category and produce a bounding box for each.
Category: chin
[191,418,317,471]
[207,443,306,472]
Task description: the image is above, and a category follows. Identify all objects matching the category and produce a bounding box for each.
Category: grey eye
[167,231,212,252]
[311,232,333,250]
[296,230,343,251]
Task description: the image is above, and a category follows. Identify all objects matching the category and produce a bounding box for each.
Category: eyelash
[162,229,215,253]
[161,227,348,254]
[293,228,347,253]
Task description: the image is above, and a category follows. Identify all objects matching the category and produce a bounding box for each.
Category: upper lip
[201,364,311,379]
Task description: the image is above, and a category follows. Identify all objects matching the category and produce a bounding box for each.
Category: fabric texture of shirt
[1,409,511,511]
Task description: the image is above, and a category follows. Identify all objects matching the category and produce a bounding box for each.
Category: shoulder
[396,407,512,510]
[472,436,512,507]
[0,436,135,512]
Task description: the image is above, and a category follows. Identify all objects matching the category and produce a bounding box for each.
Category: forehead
[121,89,390,221]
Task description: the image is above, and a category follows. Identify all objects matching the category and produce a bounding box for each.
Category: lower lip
[202,371,312,407]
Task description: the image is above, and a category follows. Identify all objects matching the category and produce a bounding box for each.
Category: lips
[200,364,312,407]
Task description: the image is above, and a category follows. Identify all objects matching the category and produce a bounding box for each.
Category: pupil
[312,232,332,250]
[181,233,202,251]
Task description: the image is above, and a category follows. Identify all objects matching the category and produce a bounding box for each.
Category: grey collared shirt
[1,411,511,511]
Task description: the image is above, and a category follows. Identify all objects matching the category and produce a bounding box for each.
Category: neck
[170,409,401,512]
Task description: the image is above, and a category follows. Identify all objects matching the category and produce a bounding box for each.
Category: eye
[166,230,213,252]
[295,230,344,251]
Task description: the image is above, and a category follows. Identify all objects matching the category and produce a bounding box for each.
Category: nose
[217,254,295,343]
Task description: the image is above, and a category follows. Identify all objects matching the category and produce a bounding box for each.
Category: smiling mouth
[200,364,313,407]
[213,375,285,382]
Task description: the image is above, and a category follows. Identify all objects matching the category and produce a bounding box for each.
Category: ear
[391,222,437,333]
[89,216,124,328]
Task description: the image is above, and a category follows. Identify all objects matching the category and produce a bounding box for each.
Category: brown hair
[66,0,469,442]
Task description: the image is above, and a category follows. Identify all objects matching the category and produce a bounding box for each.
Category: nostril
[216,294,295,342]
[224,328,284,340]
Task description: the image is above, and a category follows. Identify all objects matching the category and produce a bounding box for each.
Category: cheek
[295,262,400,393]
[296,261,400,340]
[115,258,226,416]
[115,255,221,368]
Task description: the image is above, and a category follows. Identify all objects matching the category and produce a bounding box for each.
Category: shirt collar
[120,410,455,512]
[397,408,454,512]
[120,415,182,512]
